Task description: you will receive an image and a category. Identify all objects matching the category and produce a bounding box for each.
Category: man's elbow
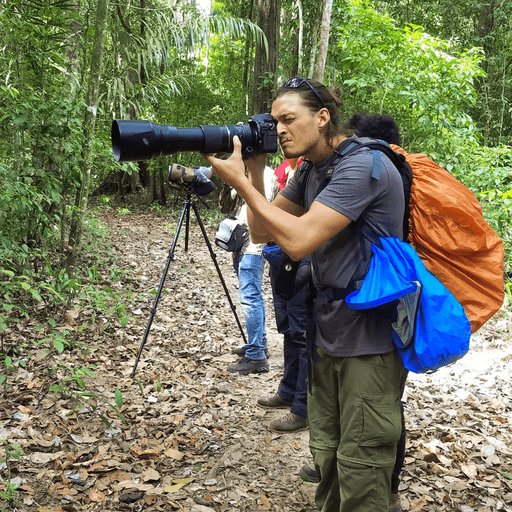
[285,243,310,261]
[250,232,271,244]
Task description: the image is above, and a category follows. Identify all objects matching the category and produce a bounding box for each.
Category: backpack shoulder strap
[341,138,413,240]
[294,138,413,238]
[340,137,407,179]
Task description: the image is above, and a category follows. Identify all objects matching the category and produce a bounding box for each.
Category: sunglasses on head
[282,76,326,109]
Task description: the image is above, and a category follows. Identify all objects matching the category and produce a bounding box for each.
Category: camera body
[244,113,277,158]
[112,113,278,162]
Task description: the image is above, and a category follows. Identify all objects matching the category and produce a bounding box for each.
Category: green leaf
[99,414,112,428]
[501,472,512,480]
[13,116,27,126]
[136,379,144,397]
[115,388,123,409]
[53,339,64,354]
[108,403,127,424]
[30,289,42,302]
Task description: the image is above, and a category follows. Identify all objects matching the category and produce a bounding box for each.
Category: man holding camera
[202,77,405,512]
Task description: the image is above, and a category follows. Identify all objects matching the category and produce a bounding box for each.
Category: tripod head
[169,164,215,197]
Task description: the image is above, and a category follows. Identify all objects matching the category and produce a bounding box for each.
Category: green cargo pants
[308,349,403,512]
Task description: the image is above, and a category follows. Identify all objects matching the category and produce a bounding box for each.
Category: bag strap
[299,138,412,240]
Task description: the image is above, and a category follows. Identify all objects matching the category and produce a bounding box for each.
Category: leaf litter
[0,206,511,511]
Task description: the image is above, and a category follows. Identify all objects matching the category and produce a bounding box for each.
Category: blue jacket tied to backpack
[345,237,471,373]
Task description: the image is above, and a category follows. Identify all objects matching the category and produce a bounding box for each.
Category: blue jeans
[270,260,309,418]
[233,252,268,360]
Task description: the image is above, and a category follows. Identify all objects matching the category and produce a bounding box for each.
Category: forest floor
[1,203,512,512]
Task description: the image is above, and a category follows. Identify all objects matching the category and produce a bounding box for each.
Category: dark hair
[274,78,348,146]
[348,114,401,145]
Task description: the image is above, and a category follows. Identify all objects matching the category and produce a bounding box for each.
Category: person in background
[227,166,277,374]
[258,157,311,433]
[202,77,405,512]
[348,113,401,146]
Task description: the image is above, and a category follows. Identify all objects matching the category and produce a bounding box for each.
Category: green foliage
[108,389,127,424]
[440,140,512,278]
[0,481,19,509]
[49,362,96,393]
[136,379,144,397]
[40,330,78,354]
[478,188,512,277]
[0,162,62,267]
[0,440,23,508]
[332,0,485,158]
[105,3,262,119]
[371,0,512,146]
[115,388,123,409]
[0,356,17,390]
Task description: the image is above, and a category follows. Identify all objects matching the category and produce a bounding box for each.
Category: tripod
[131,191,248,377]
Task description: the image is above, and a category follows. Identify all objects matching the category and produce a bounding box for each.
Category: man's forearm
[234,178,310,259]
[246,166,272,242]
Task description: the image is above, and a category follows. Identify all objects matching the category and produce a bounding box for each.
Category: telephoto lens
[111,114,277,162]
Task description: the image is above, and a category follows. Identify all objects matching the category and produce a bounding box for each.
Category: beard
[280,143,304,160]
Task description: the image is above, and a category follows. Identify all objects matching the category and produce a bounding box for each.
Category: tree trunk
[158,167,167,205]
[147,170,157,204]
[295,0,303,76]
[307,0,324,78]
[474,0,495,140]
[117,170,125,199]
[243,0,255,115]
[65,0,109,275]
[313,0,333,83]
[251,0,281,115]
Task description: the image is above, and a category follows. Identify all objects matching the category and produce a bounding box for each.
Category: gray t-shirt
[281,139,405,357]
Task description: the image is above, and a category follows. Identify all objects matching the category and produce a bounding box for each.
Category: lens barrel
[112,114,276,162]
[112,120,257,162]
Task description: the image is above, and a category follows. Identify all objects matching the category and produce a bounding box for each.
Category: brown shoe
[269,412,308,433]
[257,394,292,409]
[228,357,269,375]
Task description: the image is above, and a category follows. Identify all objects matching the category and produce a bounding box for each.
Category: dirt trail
[3,206,511,512]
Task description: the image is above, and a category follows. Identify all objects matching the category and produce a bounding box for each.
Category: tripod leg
[190,201,248,346]
[131,201,190,378]
[185,198,190,252]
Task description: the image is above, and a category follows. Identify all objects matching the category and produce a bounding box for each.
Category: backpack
[297,137,504,332]
[345,236,471,373]
[391,145,505,333]
[214,216,248,252]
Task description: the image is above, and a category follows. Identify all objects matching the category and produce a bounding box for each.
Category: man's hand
[201,136,247,189]
[244,150,267,176]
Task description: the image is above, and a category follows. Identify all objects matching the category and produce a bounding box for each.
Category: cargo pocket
[358,393,401,447]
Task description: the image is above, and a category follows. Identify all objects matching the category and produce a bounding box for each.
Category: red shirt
[275,158,304,191]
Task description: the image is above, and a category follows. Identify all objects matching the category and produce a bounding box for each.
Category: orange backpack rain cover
[392,145,505,333]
